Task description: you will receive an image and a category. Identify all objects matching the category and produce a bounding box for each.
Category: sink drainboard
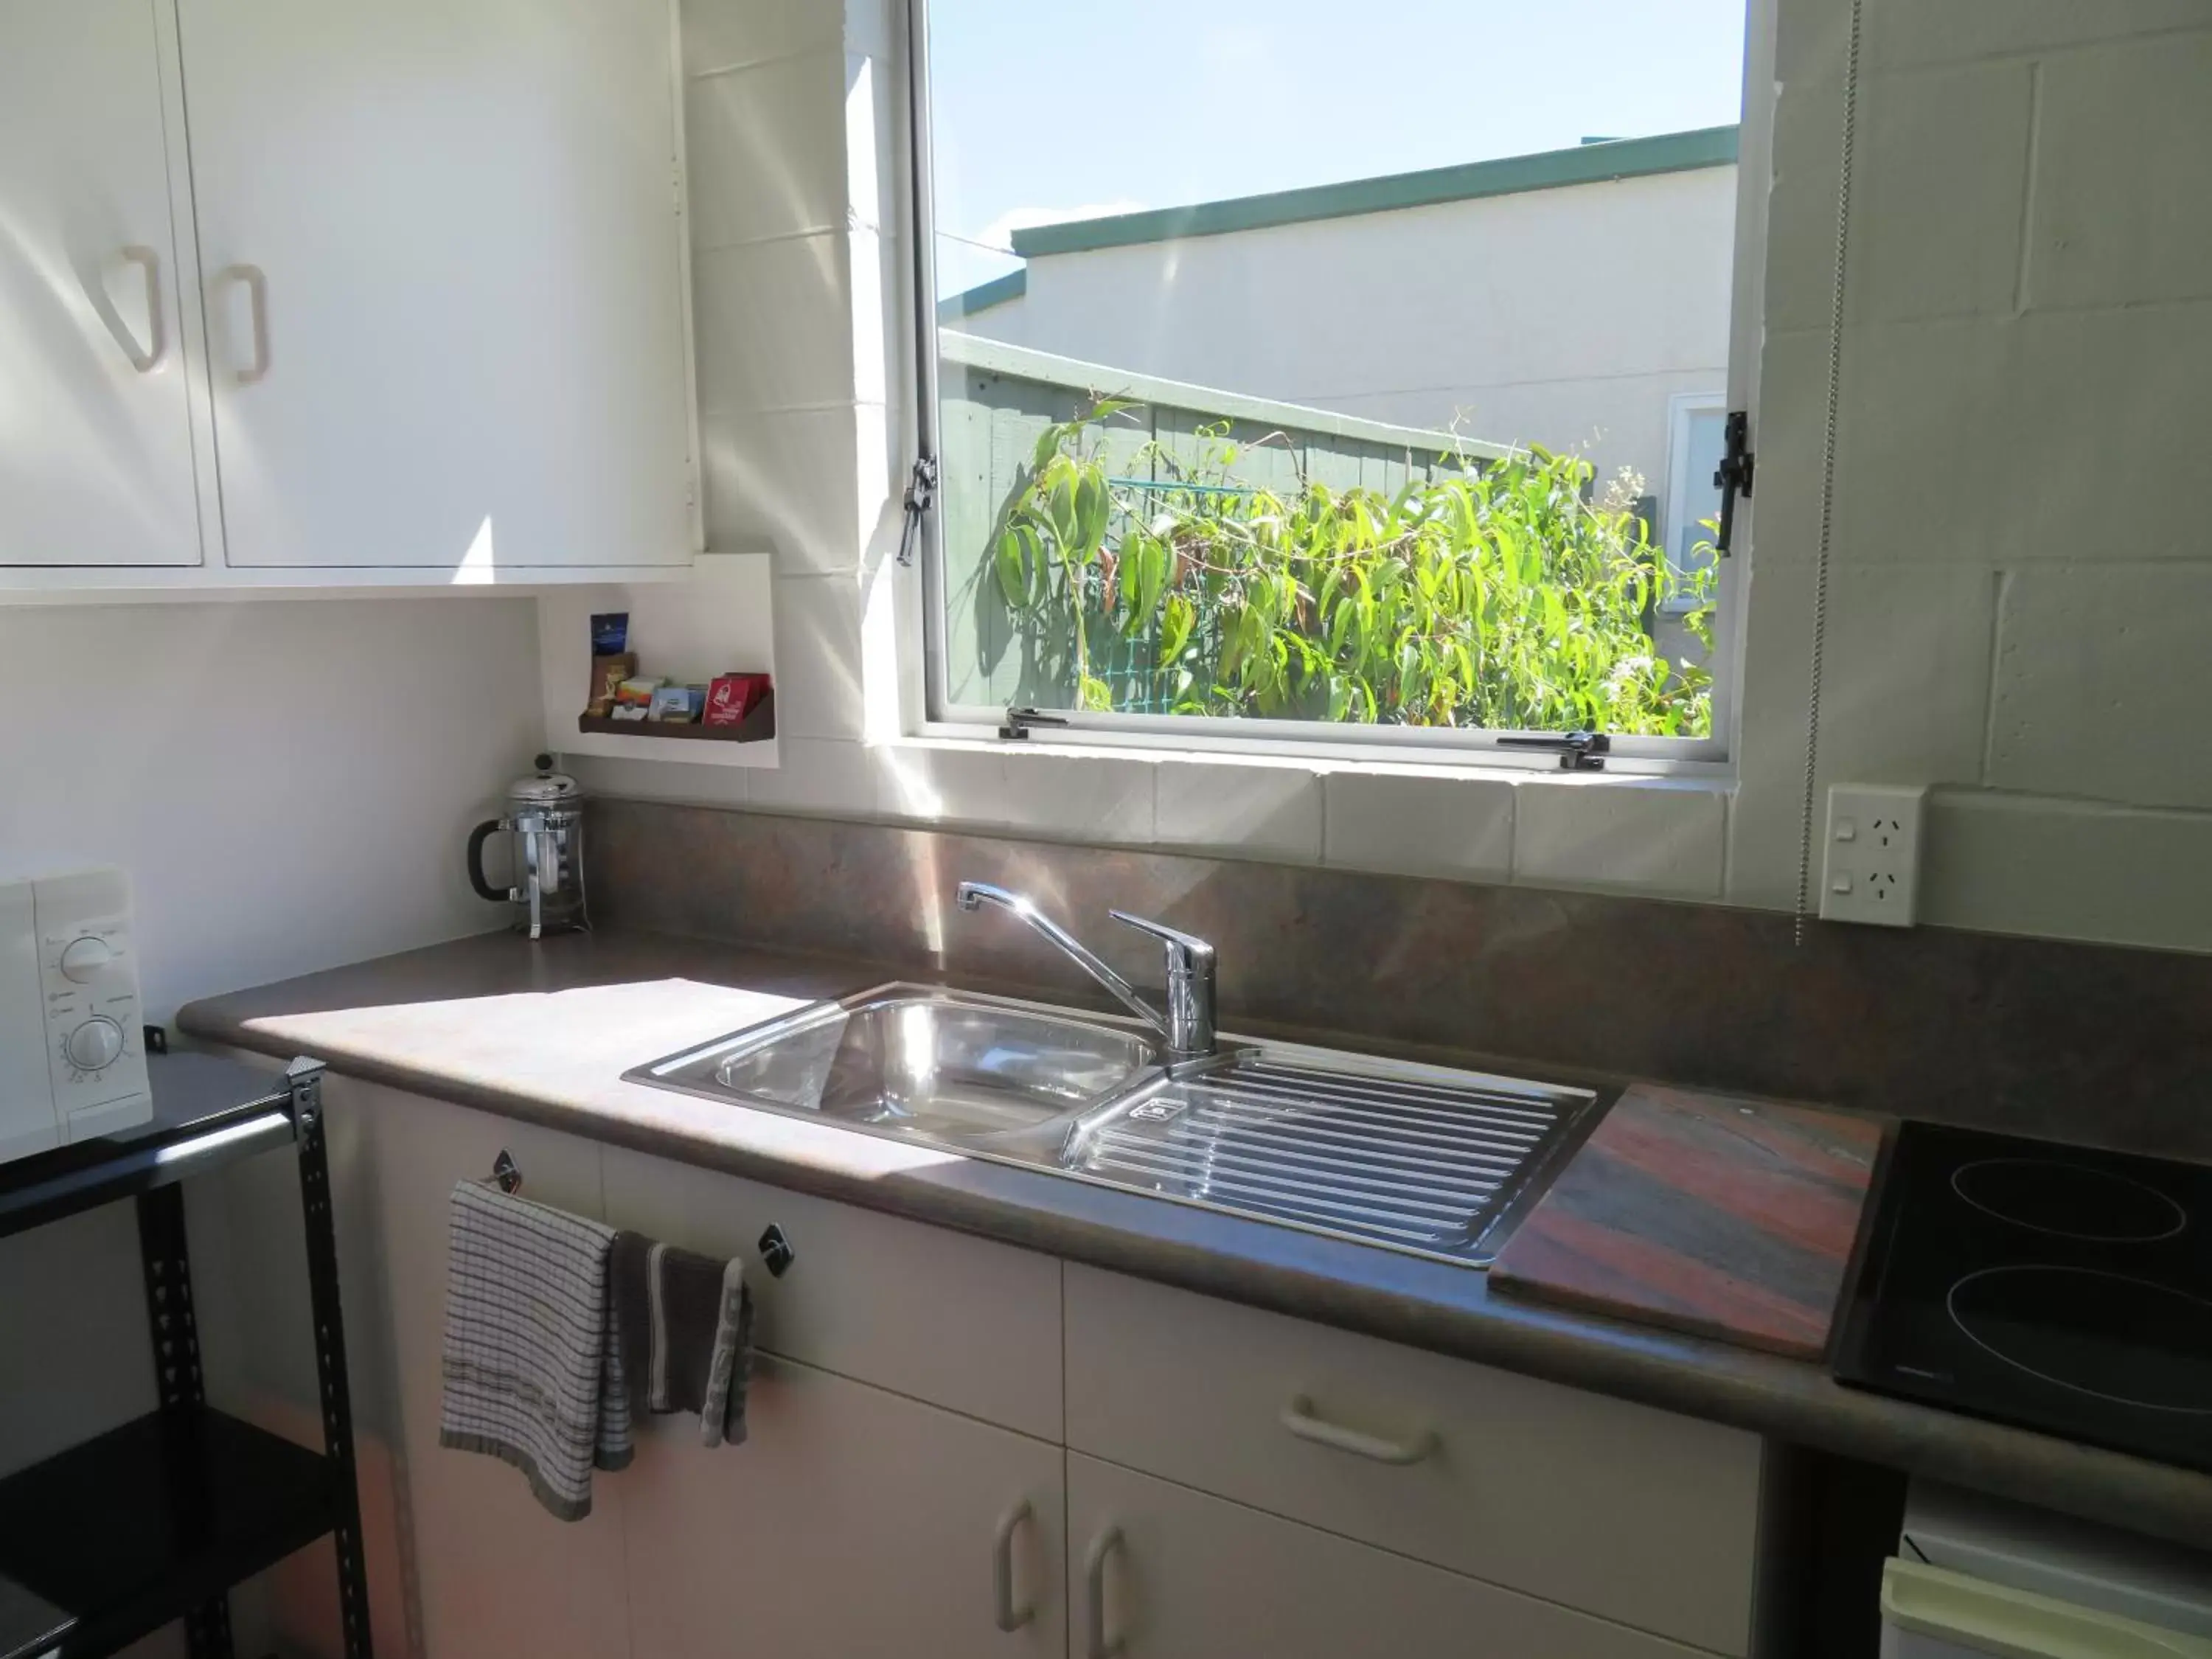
[1063,1055,1599,1267]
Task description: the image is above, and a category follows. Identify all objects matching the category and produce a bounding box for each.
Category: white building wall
[959,166,1739,495]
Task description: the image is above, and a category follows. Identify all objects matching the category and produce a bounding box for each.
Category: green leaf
[994,526,1029,609]
[1158,594,1195,666]
[1074,470,1110,561]
[1133,534,1168,627]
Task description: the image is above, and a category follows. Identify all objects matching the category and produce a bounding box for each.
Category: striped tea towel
[437,1180,633,1520]
[609,1232,754,1447]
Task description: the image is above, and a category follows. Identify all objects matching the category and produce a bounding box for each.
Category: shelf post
[136,1176,236,1659]
[288,1057,374,1659]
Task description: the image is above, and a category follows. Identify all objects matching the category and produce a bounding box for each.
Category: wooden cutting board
[1490,1085,1885,1360]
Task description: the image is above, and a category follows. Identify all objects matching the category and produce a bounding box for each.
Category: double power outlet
[1819,785,1927,927]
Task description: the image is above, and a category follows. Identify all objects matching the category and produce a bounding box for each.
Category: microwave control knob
[59,936,113,983]
[66,1017,125,1073]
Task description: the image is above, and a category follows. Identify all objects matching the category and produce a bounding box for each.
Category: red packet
[704,672,771,726]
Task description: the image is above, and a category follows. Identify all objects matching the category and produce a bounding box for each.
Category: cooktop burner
[1833,1124,2212,1472]
[1949,1158,2188,1242]
[1947,1266,2212,1415]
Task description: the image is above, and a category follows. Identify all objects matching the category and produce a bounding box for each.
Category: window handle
[998,706,1070,740]
[1497,731,1610,771]
[1712,409,1753,554]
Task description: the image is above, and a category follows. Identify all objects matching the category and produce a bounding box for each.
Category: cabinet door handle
[992,1498,1034,1632]
[1280,1394,1437,1465]
[119,246,164,372]
[220,263,271,384]
[1083,1525,1125,1659]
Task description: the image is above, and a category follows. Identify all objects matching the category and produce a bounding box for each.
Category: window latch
[895,453,939,568]
[1498,731,1611,771]
[1711,410,1753,556]
[998,706,1071,740]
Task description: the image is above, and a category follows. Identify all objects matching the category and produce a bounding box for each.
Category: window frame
[898,0,1771,779]
[1661,391,1731,619]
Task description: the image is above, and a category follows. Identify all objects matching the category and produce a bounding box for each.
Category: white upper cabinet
[0,0,203,568]
[178,0,696,574]
[0,0,698,588]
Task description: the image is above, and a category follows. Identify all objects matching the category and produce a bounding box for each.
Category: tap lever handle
[1108,911,1215,967]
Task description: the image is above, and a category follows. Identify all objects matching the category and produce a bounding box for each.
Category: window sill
[873,731,1733,900]
[567,729,1733,903]
[909,716,1729,785]
[900,728,1728,789]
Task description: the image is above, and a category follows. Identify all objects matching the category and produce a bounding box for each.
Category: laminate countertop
[176,927,2212,1549]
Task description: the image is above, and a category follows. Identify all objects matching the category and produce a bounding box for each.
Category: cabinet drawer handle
[119,246,165,372]
[992,1498,1034,1632]
[1083,1525,1125,1659]
[221,263,271,384]
[1280,1395,1436,1465]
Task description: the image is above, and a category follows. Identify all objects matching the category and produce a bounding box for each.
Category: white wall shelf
[537,553,779,771]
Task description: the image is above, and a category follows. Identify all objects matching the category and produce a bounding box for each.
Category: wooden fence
[935,329,1509,713]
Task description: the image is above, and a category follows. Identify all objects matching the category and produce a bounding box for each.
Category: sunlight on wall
[452,515,497,584]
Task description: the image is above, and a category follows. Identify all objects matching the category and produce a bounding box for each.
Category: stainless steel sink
[630,984,1156,1147]
[630,981,1605,1267]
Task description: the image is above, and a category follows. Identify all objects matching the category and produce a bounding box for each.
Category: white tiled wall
[576,0,2212,955]
[1729,0,2212,945]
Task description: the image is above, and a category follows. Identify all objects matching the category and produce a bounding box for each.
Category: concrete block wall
[584,0,2212,954]
[1734,0,2212,950]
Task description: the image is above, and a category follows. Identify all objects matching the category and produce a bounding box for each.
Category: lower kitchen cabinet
[1065,1454,1715,1659]
[203,1074,1766,1659]
[330,1079,1067,1659]
[1065,1265,1759,1652]
[622,1353,1066,1659]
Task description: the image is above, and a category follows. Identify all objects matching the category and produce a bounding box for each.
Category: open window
[906,0,1767,769]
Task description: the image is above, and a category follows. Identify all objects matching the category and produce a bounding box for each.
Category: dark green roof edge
[1011,125,1739,258]
[937,267,1027,321]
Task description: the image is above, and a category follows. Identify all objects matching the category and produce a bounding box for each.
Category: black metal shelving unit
[0,1052,371,1659]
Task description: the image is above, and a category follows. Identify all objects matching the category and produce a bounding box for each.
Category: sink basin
[630,984,1605,1266]
[630,984,1155,1146]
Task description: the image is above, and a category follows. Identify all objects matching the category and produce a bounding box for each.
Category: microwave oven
[1,868,153,1164]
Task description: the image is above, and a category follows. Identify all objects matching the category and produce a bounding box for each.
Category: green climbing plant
[989,405,1717,737]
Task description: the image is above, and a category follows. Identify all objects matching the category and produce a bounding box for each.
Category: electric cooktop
[1833,1122,2212,1471]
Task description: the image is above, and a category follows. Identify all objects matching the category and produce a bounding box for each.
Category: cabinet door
[0,0,201,566]
[177,0,695,571]
[348,1082,634,1659]
[1065,1454,1708,1659]
[622,1352,1068,1659]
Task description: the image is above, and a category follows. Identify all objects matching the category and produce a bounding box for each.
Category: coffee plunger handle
[466,819,510,903]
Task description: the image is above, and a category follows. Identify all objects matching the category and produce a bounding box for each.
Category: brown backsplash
[587,799,2212,1162]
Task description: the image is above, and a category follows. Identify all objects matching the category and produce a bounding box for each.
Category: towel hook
[491,1150,523,1194]
[757,1223,795,1278]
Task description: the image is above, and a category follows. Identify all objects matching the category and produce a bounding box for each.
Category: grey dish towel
[610,1231,754,1447]
[437,1180,633,1522]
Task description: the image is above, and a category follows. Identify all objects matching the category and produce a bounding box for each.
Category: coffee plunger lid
[508,753,582,807]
